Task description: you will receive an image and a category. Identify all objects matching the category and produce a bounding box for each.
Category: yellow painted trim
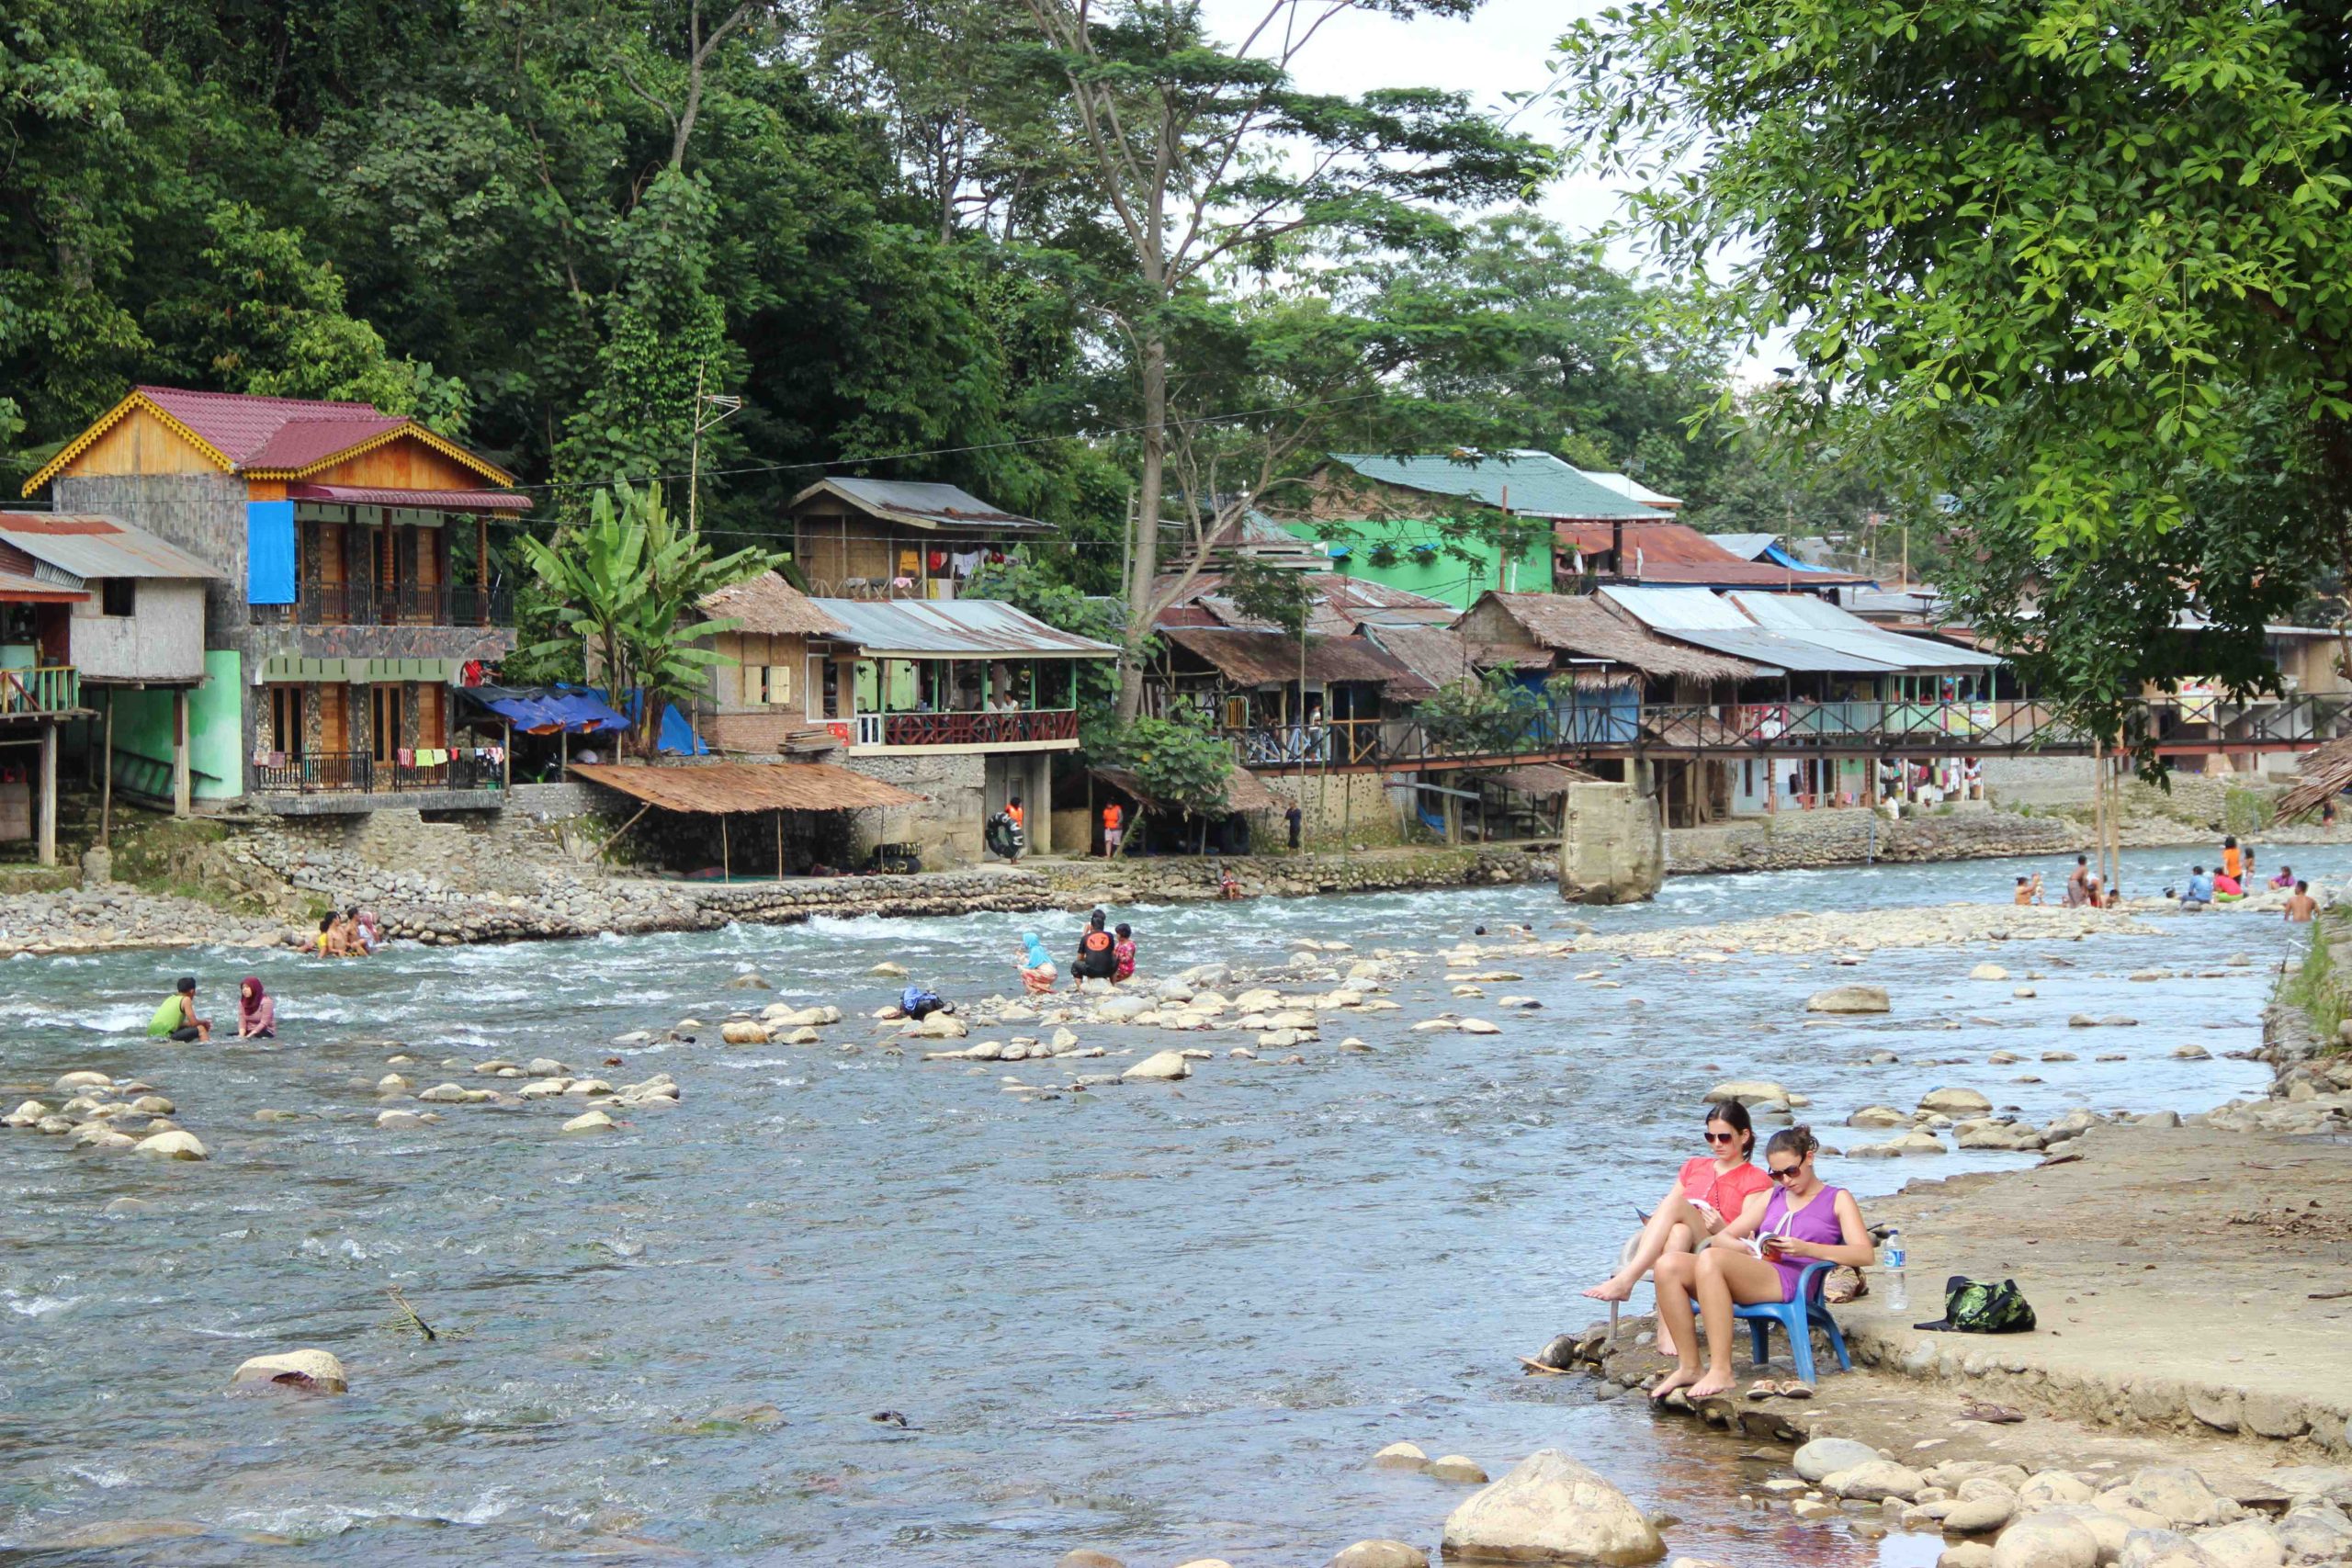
[244,422,516,488]
[18,390,236,497]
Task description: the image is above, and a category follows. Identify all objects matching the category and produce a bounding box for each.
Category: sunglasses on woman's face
[1767,1164,1804,1182]
[1704,1131,1738,1145]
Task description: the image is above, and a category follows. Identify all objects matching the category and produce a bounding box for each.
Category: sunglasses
[1767,1165,1804,1182]
[1704,1131,1739,1145]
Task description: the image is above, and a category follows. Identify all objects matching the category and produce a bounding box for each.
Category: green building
[1274,451,1660,609]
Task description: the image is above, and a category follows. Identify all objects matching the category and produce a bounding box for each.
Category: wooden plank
[68,405,220,477]
[307,437,490,491]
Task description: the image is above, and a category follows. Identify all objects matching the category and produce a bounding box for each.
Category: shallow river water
[3,845,2340,1566]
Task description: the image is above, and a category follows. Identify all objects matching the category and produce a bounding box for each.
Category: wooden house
[688,573,854,756]
[21,386,523,811]
[787,478,1051,600]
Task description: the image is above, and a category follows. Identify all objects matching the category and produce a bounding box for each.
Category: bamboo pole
[598,803,653,861]
[2091,739,2105,898]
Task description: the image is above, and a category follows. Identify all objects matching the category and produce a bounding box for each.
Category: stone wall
[1977,754,2098,807]
[1260,770,1408,849]
[842,750,987,868]
[1559,781,1662,904]
[1039,844,1546,904]
[1666,805,2080,874]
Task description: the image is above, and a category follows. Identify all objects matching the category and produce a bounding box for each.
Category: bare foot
[1656,1326,1679,1358]
[1581,1277,1635,1303]
[1646,1368,1699,1404]
[1687,1370,1736,1402]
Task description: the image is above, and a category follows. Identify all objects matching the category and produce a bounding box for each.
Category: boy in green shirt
[146,976,209,1043]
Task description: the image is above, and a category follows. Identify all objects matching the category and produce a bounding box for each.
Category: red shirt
[1678,1156,1770,1224]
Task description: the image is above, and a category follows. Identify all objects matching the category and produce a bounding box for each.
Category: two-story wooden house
[21,386,523,812]
[787,478,1051,600]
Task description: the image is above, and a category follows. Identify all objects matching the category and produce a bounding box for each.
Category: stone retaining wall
[1039,846,1546,904]
[1667,806,2082,874]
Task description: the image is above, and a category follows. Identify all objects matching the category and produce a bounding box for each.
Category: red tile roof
[283,482,530,513]
[243,415,409,472]
[1555,521,1872,588]
[137,386,390,467]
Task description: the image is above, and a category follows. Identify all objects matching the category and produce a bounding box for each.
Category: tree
[1415,669,1543,755]
[518,481,775,753]
[1558,0,2352,744]
[1112,709,1235,835]
[1023,0,1555,719]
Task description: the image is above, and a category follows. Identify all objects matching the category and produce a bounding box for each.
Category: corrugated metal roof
[1476,592,1768,681]
[1329,451,1657,519]
[1558,521,1875,587]
[792,477,1051,533]
[1707,533,1779,562]
[0,568,88,602]
[1577,469,1682,507]
[571,761,923,813]
[809,597,1119,658]
[0,513,222,580]
[1600,586,1901,674]
[1728,592,2006,671]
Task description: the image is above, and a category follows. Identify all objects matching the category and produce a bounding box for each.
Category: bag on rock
[1822,1263,1870,1304]
[1916,1275,2036,1334]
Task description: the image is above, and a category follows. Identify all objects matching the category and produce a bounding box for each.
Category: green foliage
[517,481,775,752]
[1221,557,1315,642]
[960,551,1129,756]
[1415,670,1544,754]
[1106,711,1232,818]
[1558,0,2352,749]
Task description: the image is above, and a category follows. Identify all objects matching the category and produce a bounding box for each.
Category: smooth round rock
[231,1348,348,1393]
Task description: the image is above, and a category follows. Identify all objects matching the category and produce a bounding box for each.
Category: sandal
[1745,1379,1780,1401]
[1777,1381,1815,1400]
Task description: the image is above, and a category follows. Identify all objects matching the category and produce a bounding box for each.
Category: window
[269,686,303,757]
[759,663,795,706]
[101,578,135,617]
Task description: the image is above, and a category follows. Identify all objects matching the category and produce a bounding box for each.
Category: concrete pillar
[1031,754,1053,855]
[37,720,57,867]
[172,688,192,818]
[1558,780,1661,905]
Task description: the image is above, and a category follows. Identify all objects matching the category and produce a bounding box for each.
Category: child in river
[1017,931,1057,995]
[1113,922,1136,983]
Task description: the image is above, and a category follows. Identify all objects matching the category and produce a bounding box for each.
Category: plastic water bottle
[1882,1228,1908,1314]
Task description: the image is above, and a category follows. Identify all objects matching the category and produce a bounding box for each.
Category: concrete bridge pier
[1558,779,1663,905]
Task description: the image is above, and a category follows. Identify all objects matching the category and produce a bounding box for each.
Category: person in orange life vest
[1005,795,1024,863]
[1102,801,1124,858]
[1072,908,1118,985]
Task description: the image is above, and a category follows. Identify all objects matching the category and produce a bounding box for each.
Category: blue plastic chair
[1732,1260,1852,1386]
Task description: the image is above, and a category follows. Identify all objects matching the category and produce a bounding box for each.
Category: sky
[1196,0,1788,377]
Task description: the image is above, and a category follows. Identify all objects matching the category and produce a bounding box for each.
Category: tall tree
[1559,0,2352,740]
[1023,0,1554,717]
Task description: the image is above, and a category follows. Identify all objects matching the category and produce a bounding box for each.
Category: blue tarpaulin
[245,501,296,604]
[458,684,633,735]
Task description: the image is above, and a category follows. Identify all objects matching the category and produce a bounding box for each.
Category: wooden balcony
[856,708,1080,749]
[0,666,81,720]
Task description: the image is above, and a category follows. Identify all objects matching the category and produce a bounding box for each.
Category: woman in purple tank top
[1648,1125,1875,1404]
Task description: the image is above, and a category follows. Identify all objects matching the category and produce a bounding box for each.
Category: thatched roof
[1161,626,1419,693]
[1475,592,1760,682]
[2277,735,2352,819]
[1091,762,1281,816]
[697,572,847,637]
[571,761,921,813]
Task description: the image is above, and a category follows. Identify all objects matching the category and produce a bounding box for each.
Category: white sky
[1198,0,1787,377]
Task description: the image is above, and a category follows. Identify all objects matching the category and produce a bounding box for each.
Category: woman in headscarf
[1017,931,1057,995]
[234,976,277,1040]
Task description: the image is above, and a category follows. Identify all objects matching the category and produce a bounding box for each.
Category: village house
[676,571,1118,866]
[20,385,522,813]
[786,478,1050,600]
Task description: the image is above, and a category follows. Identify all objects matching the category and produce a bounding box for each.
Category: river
[3,845,2336,1565]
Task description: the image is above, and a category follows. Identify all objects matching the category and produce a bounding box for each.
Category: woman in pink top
[1583,1101,1774,1355]
[1649,1125,1875,1404]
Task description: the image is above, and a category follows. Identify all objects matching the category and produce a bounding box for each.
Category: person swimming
[1017,932,1057,995]
[1113,922,1136,983]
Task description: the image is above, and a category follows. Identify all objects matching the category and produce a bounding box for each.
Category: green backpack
[1917,1275,2037,1335]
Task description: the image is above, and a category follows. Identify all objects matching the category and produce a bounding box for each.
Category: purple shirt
[1758,1184,1847,1301]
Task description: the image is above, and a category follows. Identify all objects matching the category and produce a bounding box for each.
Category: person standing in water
[234,976,277,1039]
[148,976,210,1042]
[2287,881,2319,922]
[2064,854,2091,907]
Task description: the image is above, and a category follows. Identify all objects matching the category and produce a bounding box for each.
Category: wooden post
[171,687,191,818]
[721,813,730,881]
[775,809,783,881]
[37,719,57,867]
[100,692,114,846]
[2091,739,2104,896]
[503,720,512,787]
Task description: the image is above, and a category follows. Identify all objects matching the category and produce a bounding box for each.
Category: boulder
[1795,1438,1883,1483]
[720,1021,770,1045]
[1970,964,2011,981]
[1849,1106,1907,1128]
[1955,1120,2044,1152]
[1807,985,1890,1014]
[231,1348,348,1393]
[2189,1520,2283,1568]
[1945,1495,2019,1534]
[376,1110,424,1129]
[1459,1019,1503,1035]
[2116,1530,2220,1568]
[1441,1449,1667,1565]
[1919,1087,1994,1114]
[132,1131,208,1160]
[1825,1461,1927,1502]
[1328,1542,1429,1568]
[1122,1051,1192,1082]
[51,1070,110,1091]
[910,1014,967,1040]
[869,961,908,977]
[1371,1440,1430,1472]
[2104,1469,2233,1529]
[2018,1474,2096,1510]
[1706,1080,1792,1109]
[1941,1549,1996,1568]
[1055,1553,1126,1568]
[1992,1514,2100,1568]
[1431,1454,1491,1483]
[560,1110,616,1134]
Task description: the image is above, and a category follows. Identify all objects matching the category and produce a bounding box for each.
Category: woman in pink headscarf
[234,976,277,1040]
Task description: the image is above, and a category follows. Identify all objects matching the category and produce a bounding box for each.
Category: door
[372,683,403,764]
[268,685,304,758]
[315,683,348,756]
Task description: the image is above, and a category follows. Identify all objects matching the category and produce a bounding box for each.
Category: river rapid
[4,845,2339,1566]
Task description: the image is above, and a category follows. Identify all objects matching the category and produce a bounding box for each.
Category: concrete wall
[69,579,206,682]
[1559,780,1662,903]
[1978,755,2098,807]
[105,649,244,800]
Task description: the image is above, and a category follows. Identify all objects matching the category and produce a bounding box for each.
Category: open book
[1727,1224,1786,1259]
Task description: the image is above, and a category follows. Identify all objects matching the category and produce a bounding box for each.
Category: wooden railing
[0,666,79,717]
[249,750,502,795]
[865,709,1081,747]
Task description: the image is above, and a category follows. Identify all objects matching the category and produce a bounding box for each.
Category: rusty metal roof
[0,513,222,580]
[810,597,1119,658]
[1474,592,1766,682]
[1162,626,1419,692]
[570,761,923,814]
[791,477,1052,533]
[287,482,529,513]
[0,568,87,603]
[1556,520,1873,588]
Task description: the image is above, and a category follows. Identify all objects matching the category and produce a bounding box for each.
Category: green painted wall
[108,649,244,800]
[1280,519,1553,607]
